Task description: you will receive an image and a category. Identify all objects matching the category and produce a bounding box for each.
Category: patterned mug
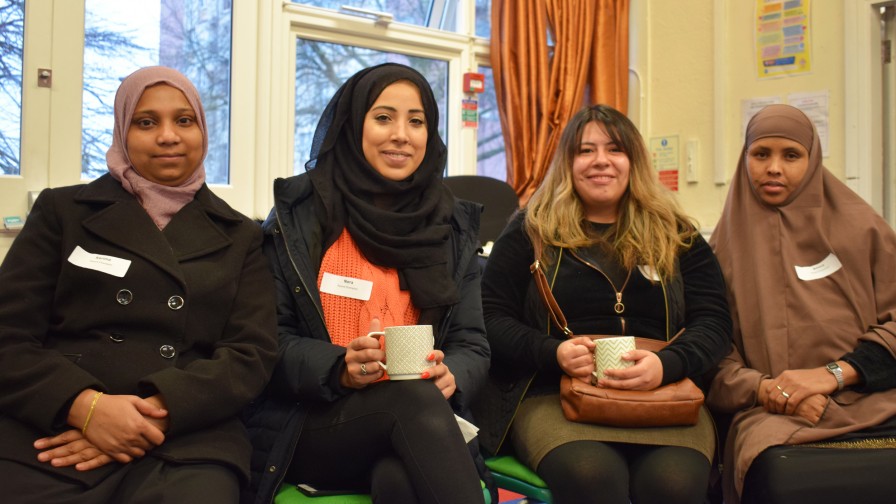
[368,325,435,380]
[592,336,636,383]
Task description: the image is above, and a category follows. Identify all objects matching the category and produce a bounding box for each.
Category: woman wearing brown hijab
[709,104,896,504]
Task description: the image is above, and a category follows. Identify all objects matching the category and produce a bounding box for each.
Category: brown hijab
[106,66,207,229]
[709,104,896,501]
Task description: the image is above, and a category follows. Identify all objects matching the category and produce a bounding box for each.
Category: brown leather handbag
[530,250,704,428]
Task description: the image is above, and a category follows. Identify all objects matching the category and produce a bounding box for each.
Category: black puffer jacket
[242,174,492,504]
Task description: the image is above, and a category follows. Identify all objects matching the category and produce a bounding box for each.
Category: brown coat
[0,174,277,486]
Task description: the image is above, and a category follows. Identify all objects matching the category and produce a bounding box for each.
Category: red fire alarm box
[463,72,485,94]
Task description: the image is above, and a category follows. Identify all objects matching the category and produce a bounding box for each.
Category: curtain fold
[491,0,629,203]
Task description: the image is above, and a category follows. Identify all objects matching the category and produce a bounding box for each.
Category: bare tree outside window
[82,0,232,184]
[0,0,24,176]
[476,66,505,181]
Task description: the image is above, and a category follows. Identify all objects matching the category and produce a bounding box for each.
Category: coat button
[267,465,277,473]
[294,286,301,293]
[167,295,184,310]
[116,289,133,305]
[160,345,176,359]
[110,332,125,343]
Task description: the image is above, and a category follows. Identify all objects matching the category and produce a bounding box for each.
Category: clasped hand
[557,337,663,390]
[759,367,833,424]
[34,390,168,471]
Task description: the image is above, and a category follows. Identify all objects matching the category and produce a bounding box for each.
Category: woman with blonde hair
[476,104,731,504]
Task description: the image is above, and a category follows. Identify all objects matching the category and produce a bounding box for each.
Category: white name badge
[794,253,842,281]
[319,272,373,301]
[638,265,661,282]
[67,246,131,278]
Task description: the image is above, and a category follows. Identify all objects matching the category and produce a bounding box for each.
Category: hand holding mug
[420,349,457,399]
[366,325,435,381]
[341,319,387,389]
[557,336,596,382]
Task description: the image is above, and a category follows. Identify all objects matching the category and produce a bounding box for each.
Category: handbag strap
[529,239,574,337]
[529,238,684,347]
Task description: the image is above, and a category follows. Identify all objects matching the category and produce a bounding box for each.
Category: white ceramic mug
[367,325,435,380]
[592,336,636,383]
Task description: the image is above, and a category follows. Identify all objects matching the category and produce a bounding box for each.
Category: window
[0,0,24,176]
[293,0,460,32]
[4,0,498,241]
[475,65,505,180]
[81,0,232,184]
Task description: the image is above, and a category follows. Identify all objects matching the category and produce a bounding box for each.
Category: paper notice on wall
[650,136,679,192]
[788,91,829,156]
[755,0,812,78]
[741,96,783,139]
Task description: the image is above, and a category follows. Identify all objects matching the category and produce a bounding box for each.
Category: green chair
[485,455,553,504]
[274,480,492,503]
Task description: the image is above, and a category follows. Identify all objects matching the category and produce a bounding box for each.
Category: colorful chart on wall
[755,0,811,78]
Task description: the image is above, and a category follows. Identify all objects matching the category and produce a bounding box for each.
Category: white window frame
[844,0,893,211]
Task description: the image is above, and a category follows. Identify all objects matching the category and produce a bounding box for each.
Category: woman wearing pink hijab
[0,66,277,502]
[709,104,896,504]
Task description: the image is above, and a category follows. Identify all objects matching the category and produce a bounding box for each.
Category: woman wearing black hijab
[244,63,490,504]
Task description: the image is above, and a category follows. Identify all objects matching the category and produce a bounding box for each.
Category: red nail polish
[421,372,431,379]
[427,353,435,361]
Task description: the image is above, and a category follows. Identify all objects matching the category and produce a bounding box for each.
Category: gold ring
[360,363,368,376]
[776,385,784,391]
[781,391,791,399]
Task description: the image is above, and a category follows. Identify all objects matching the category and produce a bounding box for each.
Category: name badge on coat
[67,246,131,277]
[794,253,842,281]
[319,272,373,301]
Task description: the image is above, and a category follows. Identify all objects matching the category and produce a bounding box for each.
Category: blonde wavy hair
[525,105,697,281]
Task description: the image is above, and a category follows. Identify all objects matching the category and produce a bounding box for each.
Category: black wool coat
[0,174,278,486]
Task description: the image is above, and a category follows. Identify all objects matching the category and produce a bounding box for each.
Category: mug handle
[366,331,387,370]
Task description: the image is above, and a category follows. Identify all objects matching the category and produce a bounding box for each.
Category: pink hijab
[106,66,207,229]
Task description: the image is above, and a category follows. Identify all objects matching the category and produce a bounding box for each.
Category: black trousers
[0,455,239,504]
[286,379,484,504]
[743,444,896,504]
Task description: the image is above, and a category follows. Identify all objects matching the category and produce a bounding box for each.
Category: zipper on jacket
[274,210,326,327]
[566,249,631,335]
[567,249,672,341]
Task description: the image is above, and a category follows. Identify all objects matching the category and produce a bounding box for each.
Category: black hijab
[307,62,458,310]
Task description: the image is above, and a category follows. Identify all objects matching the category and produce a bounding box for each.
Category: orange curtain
[491,0,629,203]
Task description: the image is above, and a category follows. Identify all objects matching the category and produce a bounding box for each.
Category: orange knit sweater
[318,229,420,347]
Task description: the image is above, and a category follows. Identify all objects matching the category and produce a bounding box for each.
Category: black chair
[444,175,518,249]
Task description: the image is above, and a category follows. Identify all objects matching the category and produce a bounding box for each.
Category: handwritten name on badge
[320,272,373,301]
[67,246,131,277]
[794,253,842,281]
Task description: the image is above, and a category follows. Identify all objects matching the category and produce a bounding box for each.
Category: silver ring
[775,385,784,391]
[360,363,368,376]
[781,390,791,399]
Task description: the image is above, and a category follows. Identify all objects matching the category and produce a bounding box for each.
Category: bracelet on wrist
[81,391,104,436]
